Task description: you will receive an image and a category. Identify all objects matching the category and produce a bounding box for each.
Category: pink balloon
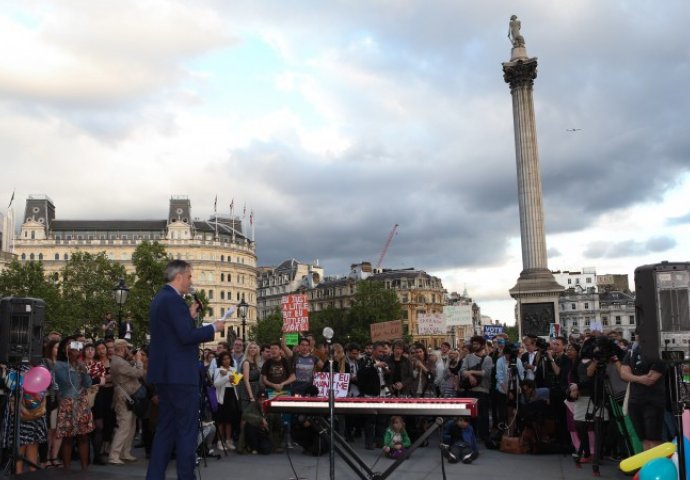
[23,366,51,394]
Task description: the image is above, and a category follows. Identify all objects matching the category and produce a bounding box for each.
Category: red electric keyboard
[265,396,478,417]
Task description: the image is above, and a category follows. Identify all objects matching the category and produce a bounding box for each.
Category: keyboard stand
[314,416,444,480]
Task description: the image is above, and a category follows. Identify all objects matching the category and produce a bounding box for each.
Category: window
[576,278,580,284]
[21,253,26,260]
[209,290,214,300]
[615,316,622,325]
[585,318,591,326]
[584,302,589,309]
[221,291,225,300]
[567,279,572,285]
[586,278,592,284]
[55,253,59,260]
[571,303,576,310]
[38,253,43,260]
[629,315,635,324]
[221,273,225,282]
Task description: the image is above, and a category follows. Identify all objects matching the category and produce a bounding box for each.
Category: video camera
[591,336,623,364]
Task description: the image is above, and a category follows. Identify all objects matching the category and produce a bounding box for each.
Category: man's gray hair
[164,259,192,282]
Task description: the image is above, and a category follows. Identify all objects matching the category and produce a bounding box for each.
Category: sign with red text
[313,372,350,398]
[281,294,310,332]
[417,313,446,335]
[370,320,403,342]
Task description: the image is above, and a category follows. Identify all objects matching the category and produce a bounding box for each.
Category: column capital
[502,57,538,90]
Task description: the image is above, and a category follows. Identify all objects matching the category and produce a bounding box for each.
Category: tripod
[1,364,43,477]
[668,361,689,480]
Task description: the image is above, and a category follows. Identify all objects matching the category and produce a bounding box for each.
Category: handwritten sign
[370,320,403,342]
[313,372,350,398]
[444,305,473,326]
[281,294,310,332]
[417,313,446,335]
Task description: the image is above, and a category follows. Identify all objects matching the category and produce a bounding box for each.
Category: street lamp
[237,298,249,342]
[112,278,129,336]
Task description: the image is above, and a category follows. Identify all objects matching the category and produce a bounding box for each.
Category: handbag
[17,392,46,421]
[117,384,149,418]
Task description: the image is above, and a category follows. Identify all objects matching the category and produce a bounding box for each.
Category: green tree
[346,280,403,345]
[0,260,62,328]
[60,251,127,338]
[128,241,171,343]
[250,309,283,345]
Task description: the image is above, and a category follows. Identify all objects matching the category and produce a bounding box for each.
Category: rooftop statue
[508,15,525,48]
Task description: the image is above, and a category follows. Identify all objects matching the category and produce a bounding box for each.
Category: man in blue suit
[146,260,225,480]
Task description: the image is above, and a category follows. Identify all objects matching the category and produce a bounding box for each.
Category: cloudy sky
[1,1,689,324]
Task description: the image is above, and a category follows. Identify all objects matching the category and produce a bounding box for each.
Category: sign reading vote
[370,320,403,342]
[313,372,350,398]
[281,294,310,332]
[483,325,504,339]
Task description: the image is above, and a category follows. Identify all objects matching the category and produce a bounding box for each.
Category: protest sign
[483,325,504,339]
[281,294,309,332]
[417,313,446,335]
[312,372,350,398]
[370,320,403,342]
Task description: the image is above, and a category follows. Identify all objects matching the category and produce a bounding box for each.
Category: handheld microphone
[189,287,204,312]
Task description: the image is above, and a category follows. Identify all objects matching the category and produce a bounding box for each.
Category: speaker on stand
[0,297,45,475]
[634,261,690,480]
[0,297,45,366]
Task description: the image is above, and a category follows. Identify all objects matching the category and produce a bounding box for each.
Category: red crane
[375,224,399,269]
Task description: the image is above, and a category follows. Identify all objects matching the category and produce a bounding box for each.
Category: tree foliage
[250,308,283,345]
[0,260,62,327]
[128,241,171,343]
[60,251,127,338]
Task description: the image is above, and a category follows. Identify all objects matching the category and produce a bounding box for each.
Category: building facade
[553,268,598,293]
[257,258,324,320]
[258,259,448,347]
[11,195,258,341]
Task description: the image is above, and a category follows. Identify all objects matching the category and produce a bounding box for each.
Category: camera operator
[567,335,611,461]
[619,337,667,451]
[545,336,571,447]
[494,343,524,430]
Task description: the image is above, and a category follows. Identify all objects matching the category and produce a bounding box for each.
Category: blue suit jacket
[147,284,215,386]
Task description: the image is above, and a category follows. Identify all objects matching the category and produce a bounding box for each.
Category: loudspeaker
[634,262,690,361]
[0,297,45,365]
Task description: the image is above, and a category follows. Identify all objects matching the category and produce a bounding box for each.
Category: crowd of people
[0,261,675,477]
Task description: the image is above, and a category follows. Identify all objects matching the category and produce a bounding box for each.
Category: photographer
[494,343,524,430]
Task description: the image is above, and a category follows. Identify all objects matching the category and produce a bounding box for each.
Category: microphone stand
[327,337,335,480]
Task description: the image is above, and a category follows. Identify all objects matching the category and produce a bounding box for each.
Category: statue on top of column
[508,15,525,47]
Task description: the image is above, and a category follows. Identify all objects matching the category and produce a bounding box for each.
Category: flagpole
[214,195,218,240]
[230,199,235,244]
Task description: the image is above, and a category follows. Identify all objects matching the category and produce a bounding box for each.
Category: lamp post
[112,278,129,336]
[237,298,249,342]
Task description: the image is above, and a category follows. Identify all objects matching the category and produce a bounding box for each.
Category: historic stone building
[12,195,257,341]
[258,259,447,346]
[257,258,324,320]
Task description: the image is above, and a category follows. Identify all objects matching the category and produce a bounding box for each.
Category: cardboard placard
[417,313,446,335]
[370,320,403,342]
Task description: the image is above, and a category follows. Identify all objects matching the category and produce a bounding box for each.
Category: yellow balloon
[619,442,676,473]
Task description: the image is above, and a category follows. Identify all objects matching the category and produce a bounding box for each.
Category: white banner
[443,305,473,326]
[312,372,350,398]
[417,313,446,335]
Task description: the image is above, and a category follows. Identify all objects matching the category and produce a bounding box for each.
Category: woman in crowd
[43,339,62,467]
[54,336,94,470]
[214,351,240,451]
[440,349,461,398]
[89,340,110,464]
[0,362,49,474]
[240,342,261,408]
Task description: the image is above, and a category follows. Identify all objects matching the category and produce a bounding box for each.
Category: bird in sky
[566,128,582,132]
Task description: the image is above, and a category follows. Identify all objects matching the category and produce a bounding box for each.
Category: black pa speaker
[634,262,690,361]
[0,297,45,365]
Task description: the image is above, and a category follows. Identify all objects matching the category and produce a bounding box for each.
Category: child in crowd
[441,416,479,464]
[382,416,411,459]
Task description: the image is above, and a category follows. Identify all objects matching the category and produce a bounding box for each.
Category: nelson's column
[503,15,563,337]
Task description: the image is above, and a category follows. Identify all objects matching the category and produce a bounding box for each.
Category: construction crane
[375,224,399,270]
